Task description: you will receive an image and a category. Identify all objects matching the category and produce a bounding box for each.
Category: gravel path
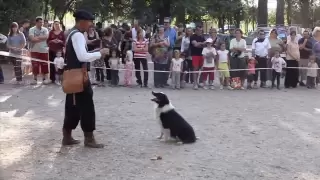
[1,64,320,180]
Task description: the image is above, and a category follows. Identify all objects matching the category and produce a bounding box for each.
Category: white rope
[1,50,319,73]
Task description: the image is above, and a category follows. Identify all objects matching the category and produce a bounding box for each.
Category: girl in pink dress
[124,50,134,87]
[247,57,257,89]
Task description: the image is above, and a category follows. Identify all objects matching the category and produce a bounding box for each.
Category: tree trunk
[276,0,285,25]
[257,0,268,27]
[218,15,225,33]
[43,0,49,20]
[158,0,171,24]
[286,0,292,25]
[300,0,310,27]
[175,6,185,25]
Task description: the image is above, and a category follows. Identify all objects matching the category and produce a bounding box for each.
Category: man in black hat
[62,10,109,148]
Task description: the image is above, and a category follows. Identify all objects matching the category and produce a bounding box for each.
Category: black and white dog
[151,91,197,144]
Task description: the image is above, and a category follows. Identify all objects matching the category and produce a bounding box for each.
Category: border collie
[151,91,197,144]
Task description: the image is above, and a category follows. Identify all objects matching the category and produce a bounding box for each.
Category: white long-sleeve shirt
[71,32,101,62]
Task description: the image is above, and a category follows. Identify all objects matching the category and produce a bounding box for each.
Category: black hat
[73,10,95,21]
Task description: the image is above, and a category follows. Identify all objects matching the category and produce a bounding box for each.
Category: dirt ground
[1,64,320,180]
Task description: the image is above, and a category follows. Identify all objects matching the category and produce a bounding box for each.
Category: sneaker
[203,86,208,90]
[220,85,223,90]
[227,86,233,90]
[253,83,258,89]
[30,79,37,85]
[240,86,245,90]
[210,85,215,90]
[55,81,61,86]
[193,84,199,90]
[42,79,51,85]
[299,81,306,86]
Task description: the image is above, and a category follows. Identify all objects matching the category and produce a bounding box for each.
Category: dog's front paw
[177,141,183,145]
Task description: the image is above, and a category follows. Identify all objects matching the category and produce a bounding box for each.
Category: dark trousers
[316,58,320,84]
[11,57,22,81]
[104,57,111,81]
[0,65,4,82]
[254,56,267,82]
[133,58,148,85]
[63,84,96,132]
[284,60,299,88]
[95,68,104,82]
[185,59,193,83]
[272,70,280,87]
[49,50,56,82]
[110,69,119,85]
[154,63,167,86]
[307,76,316,88]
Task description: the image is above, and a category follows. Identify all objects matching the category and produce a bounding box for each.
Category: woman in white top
[180,27,193,83]
[229,29,247,89]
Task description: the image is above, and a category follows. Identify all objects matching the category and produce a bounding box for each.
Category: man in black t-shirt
[298,30,312,86]
[190,24,205,89]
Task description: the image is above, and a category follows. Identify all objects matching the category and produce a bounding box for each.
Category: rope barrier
[1,50,319,74]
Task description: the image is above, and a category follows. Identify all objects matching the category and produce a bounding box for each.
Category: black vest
[65,28,85,70]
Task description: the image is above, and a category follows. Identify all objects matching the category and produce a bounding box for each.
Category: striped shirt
[133,39,148,59]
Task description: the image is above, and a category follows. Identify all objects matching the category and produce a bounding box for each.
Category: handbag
[62,64,88,94]
[62,29,89,94]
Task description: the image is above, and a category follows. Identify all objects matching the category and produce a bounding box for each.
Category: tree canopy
[0,0,318,33]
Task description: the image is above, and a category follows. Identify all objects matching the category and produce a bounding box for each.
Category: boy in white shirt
[271,50,286,90]
[201,38,217,90]
[170,50,184,89]
[53,51,65,85]
[306,54,318,89]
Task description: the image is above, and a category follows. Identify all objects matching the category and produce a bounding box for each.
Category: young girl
[170,50,184,89]
[93,43,106,87]
[53,51,64,85]
[247,57,257,89]
[201,38,217,90]
[306,54,318,89]
[124,50,134,87]
[271,50,286,90]
[217,43,233,90]
[109,50,120,86]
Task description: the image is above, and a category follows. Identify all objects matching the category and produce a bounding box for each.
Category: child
[124,50,134,87]
[271,50,286,90]
[170,50,184,89]
[180,53,188,88]
[53,51,65,85]
[201,38,217,90]
[306,54,318,89]
[109,50,120,86]
[93,49,106,87]
[247,57,257,89]
[217,43,233,90]
[21,49,32,76]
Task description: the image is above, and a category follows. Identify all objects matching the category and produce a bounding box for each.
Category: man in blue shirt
[164,17,176,85]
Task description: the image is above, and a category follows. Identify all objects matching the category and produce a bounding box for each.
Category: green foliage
[0,0,43,33]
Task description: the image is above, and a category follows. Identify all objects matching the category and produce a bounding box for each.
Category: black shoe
[277,86,281,90]
[260,82,267,88]
[164,83,170,86]
[271,84,275,89]
[299,82,306,86]
[144,84,148,88]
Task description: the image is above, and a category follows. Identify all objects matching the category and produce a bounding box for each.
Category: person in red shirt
[47,20,65,83]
